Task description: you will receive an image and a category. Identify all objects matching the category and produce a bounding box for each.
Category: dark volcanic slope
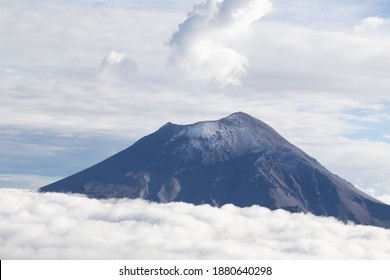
[40,112,390,228]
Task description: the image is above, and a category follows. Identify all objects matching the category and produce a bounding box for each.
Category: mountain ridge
[40,112,390,228]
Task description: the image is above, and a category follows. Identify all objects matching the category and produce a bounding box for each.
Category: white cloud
[376,195,390,205]
[1,189,390,260]
[98,51,138,81]
[354,17,387,34]
[169,0,273,86]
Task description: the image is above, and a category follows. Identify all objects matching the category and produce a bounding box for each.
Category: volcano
[40,112,390,228]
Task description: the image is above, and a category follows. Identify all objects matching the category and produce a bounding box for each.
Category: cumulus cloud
[169,0,273,87]
[354,17,389,34]
[98,51,138,80]
[1,189,390,260]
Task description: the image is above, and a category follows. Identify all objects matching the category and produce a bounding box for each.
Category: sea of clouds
[1,188,389,260]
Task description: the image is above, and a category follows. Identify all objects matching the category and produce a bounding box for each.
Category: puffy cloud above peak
[169,0,272,87]
[98,51,138,80]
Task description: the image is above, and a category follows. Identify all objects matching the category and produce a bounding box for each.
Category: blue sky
[0,0,389,202]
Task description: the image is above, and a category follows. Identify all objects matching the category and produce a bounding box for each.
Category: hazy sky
[1,0,390,201]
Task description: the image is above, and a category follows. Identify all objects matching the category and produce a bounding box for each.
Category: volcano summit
[40,112,390,228]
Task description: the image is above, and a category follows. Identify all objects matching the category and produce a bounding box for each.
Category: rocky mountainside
[40,112,390,228]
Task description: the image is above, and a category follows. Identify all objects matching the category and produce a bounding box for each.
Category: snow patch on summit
[185,121,221,139]
[172,113,288,164]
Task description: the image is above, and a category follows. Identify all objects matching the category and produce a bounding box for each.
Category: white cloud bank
[169,0,273,86]
[1,189,390,260]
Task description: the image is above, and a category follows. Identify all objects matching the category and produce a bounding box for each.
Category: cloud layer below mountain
[1,189,389,260]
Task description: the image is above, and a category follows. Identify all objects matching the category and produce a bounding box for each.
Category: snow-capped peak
[171,112,288,163]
